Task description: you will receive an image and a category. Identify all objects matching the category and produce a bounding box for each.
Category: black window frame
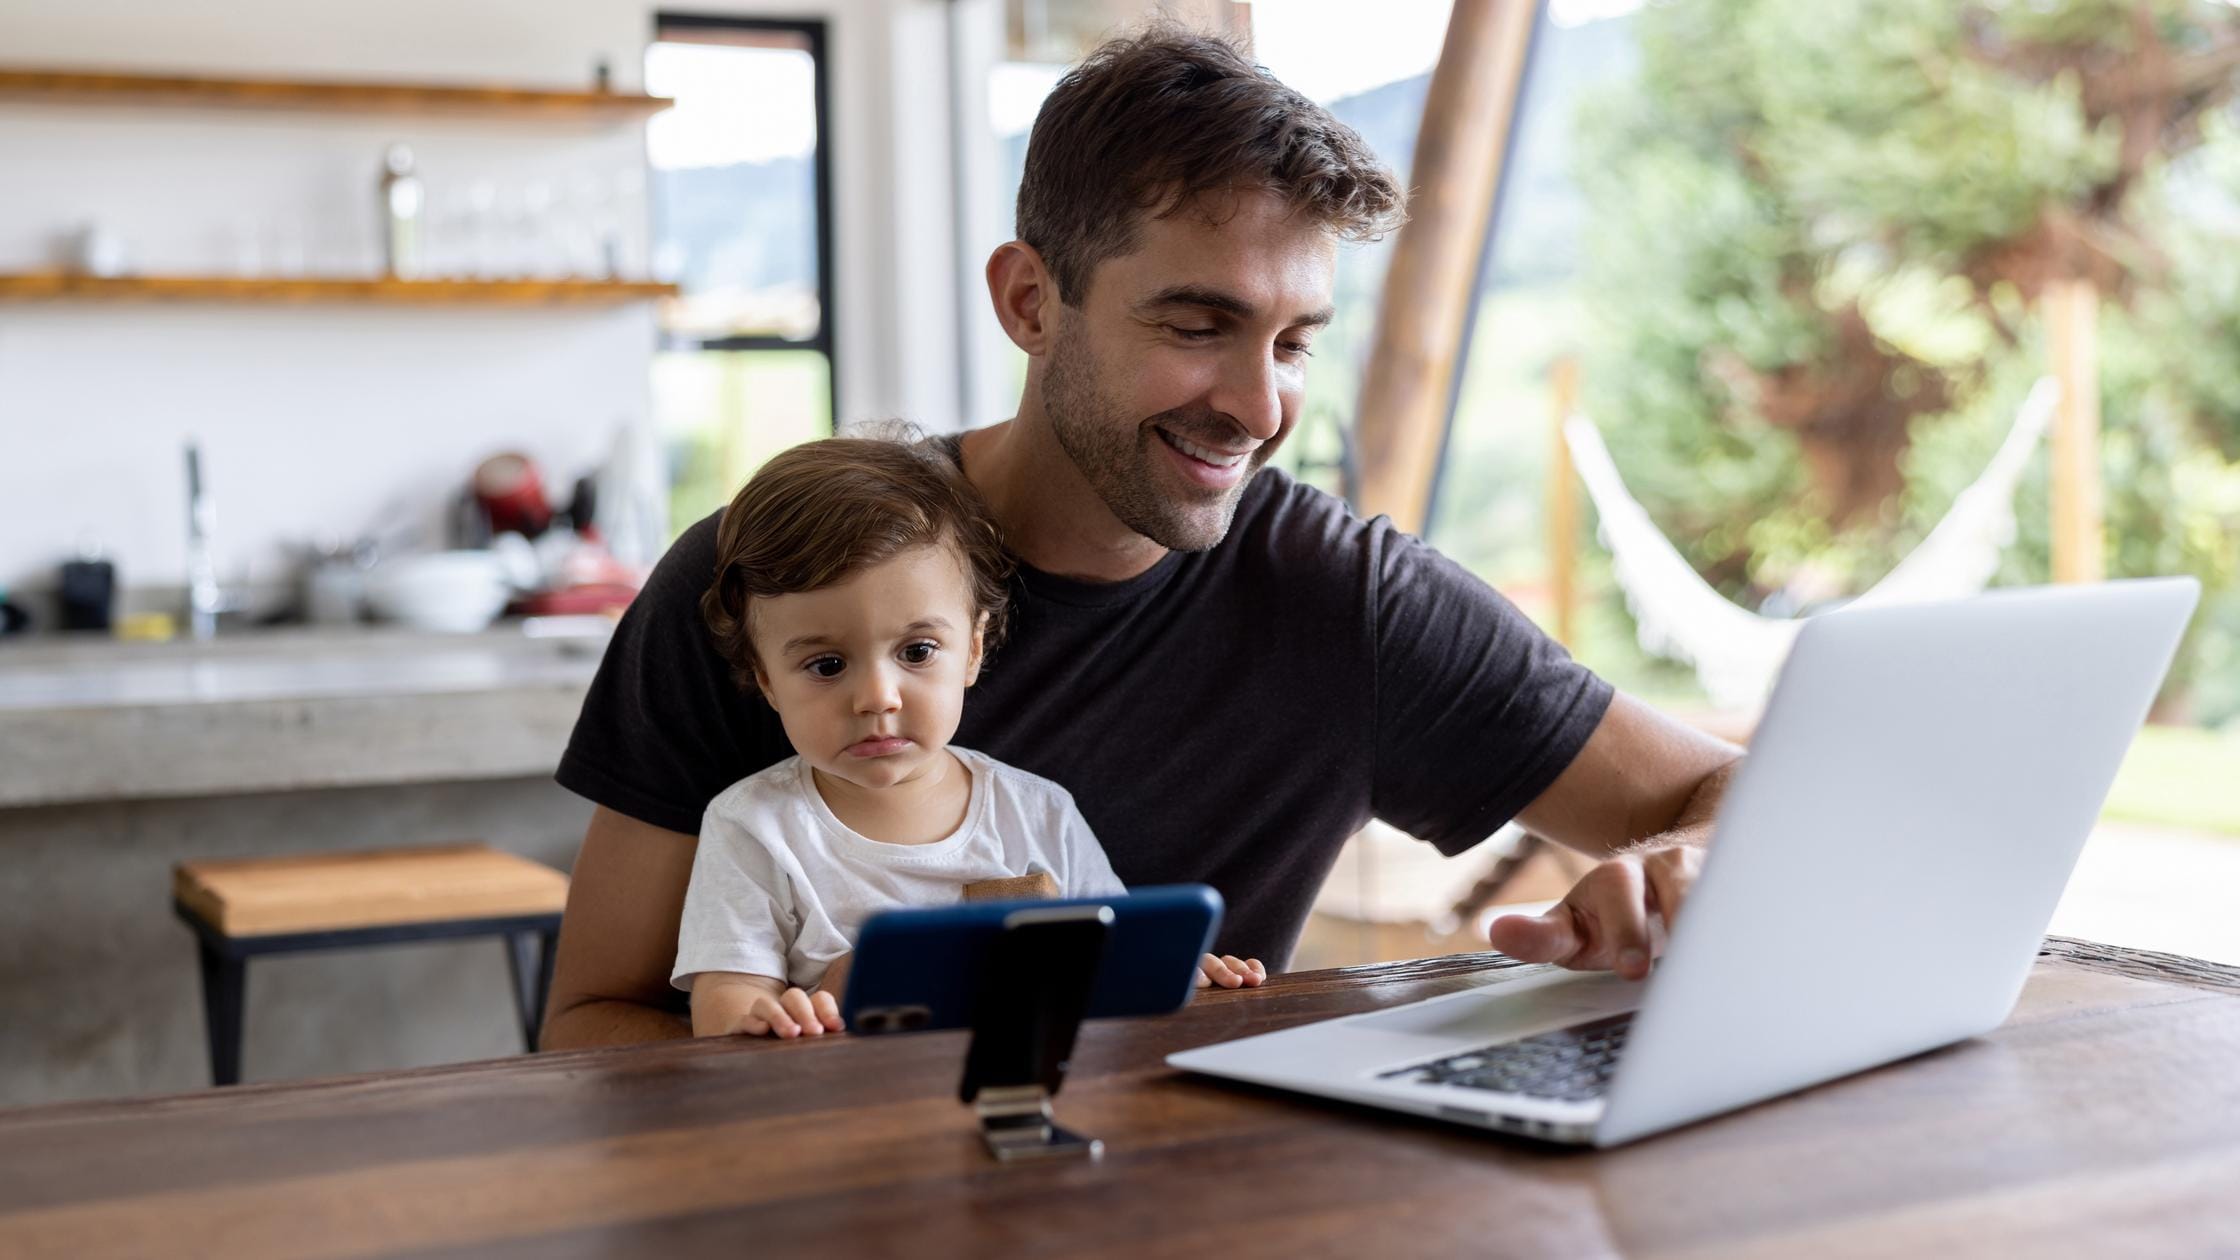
[649,11,840,417]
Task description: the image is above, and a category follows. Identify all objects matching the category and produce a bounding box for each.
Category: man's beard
[1040,320,1273,553]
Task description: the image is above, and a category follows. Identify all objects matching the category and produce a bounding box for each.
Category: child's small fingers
[750,997,798,1038]
[780,988,823,1036]
[1244,959,1268,986]
[811,989,844,1031]
[1194,967,1211,988]
[1200,954,1234,986]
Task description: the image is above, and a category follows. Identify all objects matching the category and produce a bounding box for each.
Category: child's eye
[804,656,845,679]
[899,641,939,665]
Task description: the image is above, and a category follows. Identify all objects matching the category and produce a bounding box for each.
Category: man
[543,28,1740,1048]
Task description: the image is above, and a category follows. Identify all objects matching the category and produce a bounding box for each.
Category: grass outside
[2104,724,2240,837]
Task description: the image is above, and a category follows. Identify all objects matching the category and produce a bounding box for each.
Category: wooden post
[1351,0,1538,534]
[2045,279,2106,584]
[1547,354,1580,648]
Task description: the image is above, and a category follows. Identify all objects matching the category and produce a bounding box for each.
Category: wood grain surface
[174,844,569,936]
[0,273,679,306]
[1,938,2235,1258]
[0,68,669,116]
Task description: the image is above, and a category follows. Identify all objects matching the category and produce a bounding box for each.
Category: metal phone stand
[957,904,1114,1163]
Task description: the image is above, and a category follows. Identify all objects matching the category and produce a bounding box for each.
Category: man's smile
[1155,426,1253,468]
[1152,425,1259,492]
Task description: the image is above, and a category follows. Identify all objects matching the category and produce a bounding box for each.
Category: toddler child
[676,435,1264,1038]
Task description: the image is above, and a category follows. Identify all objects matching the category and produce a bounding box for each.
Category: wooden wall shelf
[0,68,670,118]
[0,273,679,306]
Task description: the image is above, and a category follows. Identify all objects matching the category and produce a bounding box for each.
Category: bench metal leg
[506,931,557,1053]
[536,930,557,1047]
[195,940,246,1087]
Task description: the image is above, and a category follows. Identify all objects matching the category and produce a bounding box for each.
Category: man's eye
[899,641,938,665]
[805,657,845,679]
[1168,325,1219,341]
[1279,340,1315,359]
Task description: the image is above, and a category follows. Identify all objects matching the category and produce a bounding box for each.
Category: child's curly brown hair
[701,435,1013,698]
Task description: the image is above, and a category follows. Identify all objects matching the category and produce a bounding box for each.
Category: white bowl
[363,551,512,634]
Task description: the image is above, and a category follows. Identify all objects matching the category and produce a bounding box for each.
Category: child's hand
[1195,953,1267,989]
[730,986,845,1038]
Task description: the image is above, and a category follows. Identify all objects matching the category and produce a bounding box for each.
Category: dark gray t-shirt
[557,460,1612,969]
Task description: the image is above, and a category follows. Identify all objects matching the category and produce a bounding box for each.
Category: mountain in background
[653,154,817,305]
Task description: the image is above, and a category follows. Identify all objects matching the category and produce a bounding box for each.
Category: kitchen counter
[0,621,608,808]
[0,620,611,1106]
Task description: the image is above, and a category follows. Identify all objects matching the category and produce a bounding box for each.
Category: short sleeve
[1369,523,1614,856]
[556,511,794,835]
[1057,800,1127,897]
[671,800,798,989]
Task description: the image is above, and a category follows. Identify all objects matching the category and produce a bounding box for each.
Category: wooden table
[4,937,2238,1258]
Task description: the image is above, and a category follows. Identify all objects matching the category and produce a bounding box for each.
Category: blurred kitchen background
[5,0,2239,1107]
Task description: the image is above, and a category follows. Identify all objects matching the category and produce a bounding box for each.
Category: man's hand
[1487,840,1705,981]
[1498,694,1741,983]
[1195,953,1267,989]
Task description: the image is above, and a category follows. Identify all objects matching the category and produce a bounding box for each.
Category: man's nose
[852,665,901,715]
[1209,346,1284,442]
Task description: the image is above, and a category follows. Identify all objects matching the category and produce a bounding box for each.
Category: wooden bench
[173,843,569,1086]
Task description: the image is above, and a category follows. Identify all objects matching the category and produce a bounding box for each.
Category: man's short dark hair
[1016,25,1409,306]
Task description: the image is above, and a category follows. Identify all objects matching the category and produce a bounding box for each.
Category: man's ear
[987,241,1059,356]
[964,613,989,687]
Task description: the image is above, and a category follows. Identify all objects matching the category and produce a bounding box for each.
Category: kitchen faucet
[185,441,225,639]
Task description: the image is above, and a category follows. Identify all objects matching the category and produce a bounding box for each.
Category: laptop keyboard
[1376,1012,1634,1102]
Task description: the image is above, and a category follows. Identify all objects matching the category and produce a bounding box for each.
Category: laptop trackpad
[1353,969,1646,1039]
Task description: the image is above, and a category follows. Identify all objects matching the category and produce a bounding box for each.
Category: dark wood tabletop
[4,936,2238,1258]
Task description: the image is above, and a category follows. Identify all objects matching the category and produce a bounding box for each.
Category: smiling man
[543,27,1742,1047]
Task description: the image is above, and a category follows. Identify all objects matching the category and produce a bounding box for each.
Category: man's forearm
[541,998,693,1049]
[1623,758,1740,853]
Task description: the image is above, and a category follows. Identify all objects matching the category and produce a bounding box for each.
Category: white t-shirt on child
[672,746,1123,992]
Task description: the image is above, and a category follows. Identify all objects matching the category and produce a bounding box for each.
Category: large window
[1421,4,1650,680]
[1247,0,1455,500]
[647,14,837,535]
[965,3,1443,490]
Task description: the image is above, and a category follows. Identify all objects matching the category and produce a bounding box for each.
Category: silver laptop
[1169,578,2200,1146]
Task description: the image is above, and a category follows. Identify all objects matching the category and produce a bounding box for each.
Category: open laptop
[1168,578,2200,1147]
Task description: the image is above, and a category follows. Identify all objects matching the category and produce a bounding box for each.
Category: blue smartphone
[841,884,1223,1034]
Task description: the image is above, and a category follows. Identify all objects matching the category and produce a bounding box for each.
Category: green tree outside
[1572,0,2240,725]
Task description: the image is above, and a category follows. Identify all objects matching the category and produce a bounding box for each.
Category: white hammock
[1564,377,2059,710]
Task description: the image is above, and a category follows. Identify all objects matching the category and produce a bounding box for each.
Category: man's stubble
[1038,314,1274,554]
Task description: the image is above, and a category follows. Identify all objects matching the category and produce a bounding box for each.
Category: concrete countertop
[0,620,610,808]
